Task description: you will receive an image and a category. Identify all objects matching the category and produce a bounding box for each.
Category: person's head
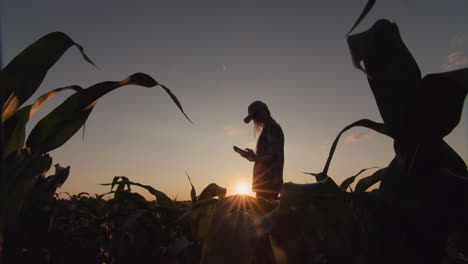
[244,101,271,133]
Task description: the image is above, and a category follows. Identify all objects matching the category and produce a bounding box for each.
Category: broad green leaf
[26,73,157,153]
[2,106,31,159]
[355,167,387,192]
[340,166,379,191]
[198,183,227,201]
[346,0,377,36]
[185,171,197,203]
[0,32,96,121]
[322,119,389,176]
[347,20,421,139]
[29,85,83,117]
[2,86,82,159]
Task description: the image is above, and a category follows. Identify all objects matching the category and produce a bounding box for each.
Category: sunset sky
[2,0,467,200]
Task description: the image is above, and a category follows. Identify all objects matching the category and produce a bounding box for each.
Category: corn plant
[0,32,190,263]
[275,18,468,264]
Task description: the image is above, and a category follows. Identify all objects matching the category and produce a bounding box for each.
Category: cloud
[223,125,245,136]
[442,51,468,71]
[345,132,371,143]
[320,140,331,149]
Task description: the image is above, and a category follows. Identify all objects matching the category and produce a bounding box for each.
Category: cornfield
[1,1,467,264]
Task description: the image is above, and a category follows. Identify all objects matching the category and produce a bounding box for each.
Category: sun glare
[234,182,251,195]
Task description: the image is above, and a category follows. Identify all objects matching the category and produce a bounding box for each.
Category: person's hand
[244,148,256,161]
[233,146,256,161]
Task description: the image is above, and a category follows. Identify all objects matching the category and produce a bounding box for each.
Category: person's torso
[253,120,284,191]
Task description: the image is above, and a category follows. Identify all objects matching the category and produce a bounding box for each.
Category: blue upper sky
[2,0,467,199]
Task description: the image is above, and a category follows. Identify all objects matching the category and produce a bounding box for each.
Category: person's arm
[234,146,257,162]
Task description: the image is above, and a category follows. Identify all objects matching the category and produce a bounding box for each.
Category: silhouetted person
[234,101,284,199]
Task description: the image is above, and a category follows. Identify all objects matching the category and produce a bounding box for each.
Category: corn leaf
[2,86,83,159]
[100,179,174,207]
[347,20,421,139]
[161,85,193,124]
[355,167,387,192]
[198,183,227,201]
[24,164,70,208]
[340,166,379,191]
[30,85,83,118]
[346,0,377,36]
[413,72,467,139]
[126,181,174,207]
[322,119,389,176]
[185,171,197,203]
[0,32,96,121]
[26,73,158,153]
[0,154,52,229]
[2,106,31,159]
[436,67,468,91]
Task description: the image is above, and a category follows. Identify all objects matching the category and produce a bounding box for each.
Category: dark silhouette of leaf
[411,72,467,139]
[340,166,379,191]
[111,176,121,191]
[436,67,468,91]
[322,119,389,176]
[26,73,158,153]
[100,178,174,207]
[0,154,52,229]
[355,167,387,192]
[161,85,193,124]
[198,183,227,201]
[346,0,376,36]
[347,20,421,139]
[125,181,174,207]
[0,32,96,121]
[185,171,197,203]
[303,171,328,182]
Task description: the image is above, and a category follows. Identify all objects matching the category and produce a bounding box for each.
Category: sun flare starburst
[234,182,251,195]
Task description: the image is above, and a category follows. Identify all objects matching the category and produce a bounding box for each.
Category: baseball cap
[244,100,268,123]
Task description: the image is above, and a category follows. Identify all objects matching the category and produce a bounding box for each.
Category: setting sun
[234,182,251,195]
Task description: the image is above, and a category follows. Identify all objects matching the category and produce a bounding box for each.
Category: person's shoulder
[271,119,283,130]
[270,120,284,136]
